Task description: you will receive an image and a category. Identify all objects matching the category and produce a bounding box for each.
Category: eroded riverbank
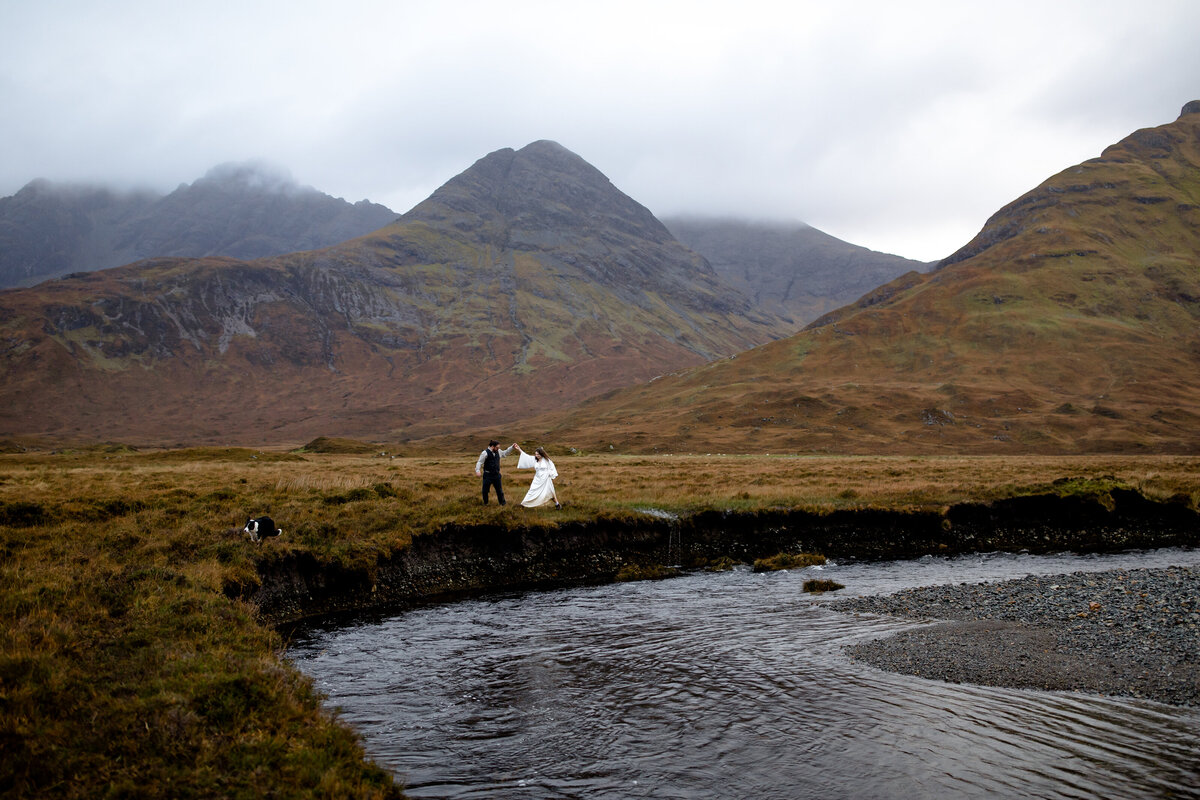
[252,488,1199,625]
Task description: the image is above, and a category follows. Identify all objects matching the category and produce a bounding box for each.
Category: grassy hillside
[530,104,1200,454]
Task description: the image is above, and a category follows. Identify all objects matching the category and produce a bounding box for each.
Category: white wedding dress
[517,451,558,507]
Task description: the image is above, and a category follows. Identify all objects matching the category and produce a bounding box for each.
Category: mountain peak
[519,138,572,154]
[0,163,397,287]
[939,105,1200,271]
[196,160,300,194]
[403,140,671,244]
[514,139,592,170]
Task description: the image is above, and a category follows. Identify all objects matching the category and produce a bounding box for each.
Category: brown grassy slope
[0,142,789,446]
[524,104,1200,454]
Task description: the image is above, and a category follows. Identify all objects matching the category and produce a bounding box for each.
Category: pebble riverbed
[826,566,1200,706]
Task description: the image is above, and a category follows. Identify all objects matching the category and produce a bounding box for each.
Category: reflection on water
[288,549,1200,799]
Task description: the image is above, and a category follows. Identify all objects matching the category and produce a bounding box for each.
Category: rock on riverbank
[827,566,1200,706]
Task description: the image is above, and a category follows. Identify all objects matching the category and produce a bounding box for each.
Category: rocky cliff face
[0,162,398,288]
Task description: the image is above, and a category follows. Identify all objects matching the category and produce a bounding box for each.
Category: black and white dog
[243,516,283,543]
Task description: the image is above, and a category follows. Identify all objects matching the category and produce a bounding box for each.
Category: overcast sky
[2,1,1198,262]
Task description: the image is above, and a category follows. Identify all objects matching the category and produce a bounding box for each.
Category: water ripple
[289,548,1200,799]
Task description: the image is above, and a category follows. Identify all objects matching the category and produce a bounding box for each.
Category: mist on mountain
[0,161,397,287]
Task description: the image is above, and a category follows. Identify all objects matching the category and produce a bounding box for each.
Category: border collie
[243,516,282,543]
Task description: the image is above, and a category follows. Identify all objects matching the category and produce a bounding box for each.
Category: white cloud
[2,0,1198,261]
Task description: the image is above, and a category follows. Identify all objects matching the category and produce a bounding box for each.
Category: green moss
[614,563,681,582]
[299,436,376,454]
[752,552,827,572]
[1046,475,1127,497]
[701,556,740,572]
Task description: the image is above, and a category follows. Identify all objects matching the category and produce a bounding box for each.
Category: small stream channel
[287,548,1200,799]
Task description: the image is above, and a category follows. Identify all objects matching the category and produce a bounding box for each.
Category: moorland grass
[2,448,1199,797]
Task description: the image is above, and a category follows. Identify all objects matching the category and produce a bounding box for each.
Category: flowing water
[287,549,1200,799]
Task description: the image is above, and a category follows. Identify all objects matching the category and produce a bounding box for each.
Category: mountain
[662,216,928,325]
[0,182,158,286]
[0,162,398,287]
[0,141,790,445]
[529,102,1200,454]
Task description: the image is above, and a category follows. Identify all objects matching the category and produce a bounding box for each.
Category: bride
[514,444,561,509]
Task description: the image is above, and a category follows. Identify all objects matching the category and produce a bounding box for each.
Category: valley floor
[3,448,1199,797]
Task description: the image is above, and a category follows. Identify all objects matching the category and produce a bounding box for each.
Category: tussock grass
[615,563,681,582]
[273,470,382,493]
[2,447,1199,796]
[803,579,845,593]
[753,552,828,572]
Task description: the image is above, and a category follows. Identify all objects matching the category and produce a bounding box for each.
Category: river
[287,548,1200,799]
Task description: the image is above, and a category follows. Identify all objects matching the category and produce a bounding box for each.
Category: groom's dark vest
[482,448,501,475]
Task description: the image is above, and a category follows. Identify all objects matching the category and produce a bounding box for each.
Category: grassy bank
[3,447,1199,797]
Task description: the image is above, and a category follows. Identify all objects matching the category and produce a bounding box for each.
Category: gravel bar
[826,566,1200,706]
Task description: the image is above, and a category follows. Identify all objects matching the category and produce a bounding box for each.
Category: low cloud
[2,0,1197,261]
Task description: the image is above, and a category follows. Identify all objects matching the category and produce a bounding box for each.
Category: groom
[474,439,515,505]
